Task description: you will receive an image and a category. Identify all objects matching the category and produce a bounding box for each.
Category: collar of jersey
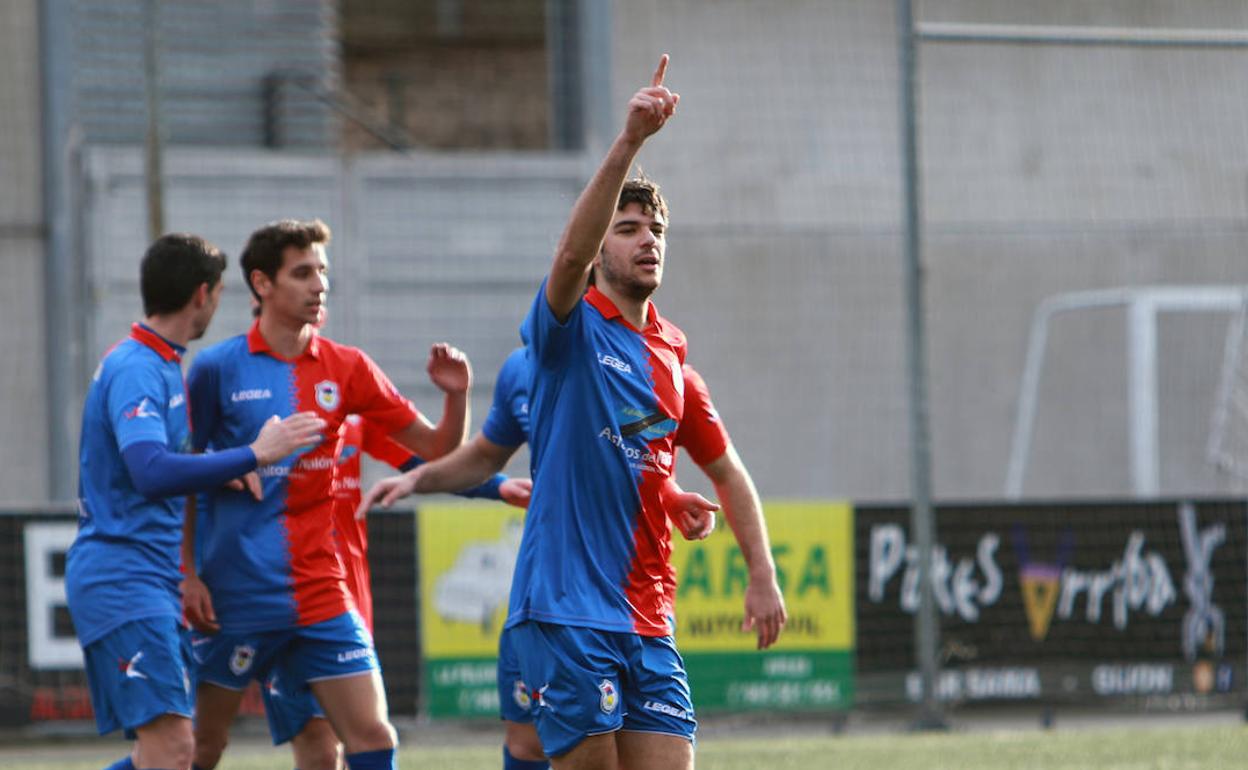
[129,323,184,363]
[247,319,321,361]
[585,285,659,333]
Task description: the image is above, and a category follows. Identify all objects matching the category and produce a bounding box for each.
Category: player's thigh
[289,612,393,749]
[617,731,693,770]
[82,617,195,738]
[289,716,342,770]
[511,621,627,759]
[133,713,194,769]
[549,732,619,770]
[619,634,696,745]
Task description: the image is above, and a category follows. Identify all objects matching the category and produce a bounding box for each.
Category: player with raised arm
[67,234,325,770]
[364,54,745,769]
[181,219,469,770]
[361,350,785,769]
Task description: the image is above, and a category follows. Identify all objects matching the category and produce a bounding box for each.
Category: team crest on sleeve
[315,380,341,411]
[598,679,619,714]
[229,644,256,676]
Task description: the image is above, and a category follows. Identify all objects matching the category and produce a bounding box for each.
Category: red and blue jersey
[187,321,419,633]
[674,364,731,468]
[512,284,687,637]
[329,415,416,632]
[67,324,191,646]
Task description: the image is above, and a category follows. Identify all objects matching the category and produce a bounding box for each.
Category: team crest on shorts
[229,644,256,676]
[315,380,341,411]
[598,679,619,714]
[513,680,532,710]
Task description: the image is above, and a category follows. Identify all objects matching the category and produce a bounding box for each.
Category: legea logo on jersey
[316,380,341,411]
[598,679,619,714]
[231,388,272,402]
[597,351,633,375]
[169,393,185,409]
[229,644,256,676]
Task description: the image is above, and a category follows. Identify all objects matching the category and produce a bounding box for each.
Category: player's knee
[505,726,545,761]
[344,719,396,753]
[297,742,341,770]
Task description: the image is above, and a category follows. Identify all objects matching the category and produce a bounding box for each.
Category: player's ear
[192,281,211,308]
[250,268,272,298]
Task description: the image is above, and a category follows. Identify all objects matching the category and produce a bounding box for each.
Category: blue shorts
[82,616,194,737]
[261,655,326,745]
[192,611,377,743]
[497,625,534,724]
[510,621,697,757]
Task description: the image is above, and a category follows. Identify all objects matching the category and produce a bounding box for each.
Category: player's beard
[597,251,660,302]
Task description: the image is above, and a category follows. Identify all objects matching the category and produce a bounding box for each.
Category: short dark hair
[588,176,669,287]
[240,218,332,301]
[619,176,668,222]
[140,233,227,316]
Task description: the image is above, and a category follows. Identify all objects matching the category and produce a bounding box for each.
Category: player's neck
[597,282,652,329]
[257,311,315,359]
[142,314,193,348]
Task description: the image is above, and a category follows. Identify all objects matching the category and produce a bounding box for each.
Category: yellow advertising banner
[672,500,854,652]
[418,501,525,658]
[418,500,854,657]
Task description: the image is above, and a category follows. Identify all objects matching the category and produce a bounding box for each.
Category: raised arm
[545,54,679,320]
[388,343,472,459]
[699,445,787,649]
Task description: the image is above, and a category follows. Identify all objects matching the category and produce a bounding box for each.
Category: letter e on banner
[24,523,84,669]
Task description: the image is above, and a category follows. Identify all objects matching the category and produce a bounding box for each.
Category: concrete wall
[0,0,48,504]
[614,0,1248,501]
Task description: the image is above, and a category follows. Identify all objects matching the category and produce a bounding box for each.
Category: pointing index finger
[652,54,669,88]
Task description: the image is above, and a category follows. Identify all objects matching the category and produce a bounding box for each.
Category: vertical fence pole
[896,0,944,729]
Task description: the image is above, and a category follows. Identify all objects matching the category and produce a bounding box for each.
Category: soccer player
[260,410,532,770]
[66,233,326,770]
[362,351,785,770]
[182,219,470,770]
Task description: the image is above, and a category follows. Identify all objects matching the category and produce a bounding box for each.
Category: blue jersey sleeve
[522,279,582,369]
[187,351,220,451]
[122,441,257,499]
[106,360,175,451]
[482,349,529,448]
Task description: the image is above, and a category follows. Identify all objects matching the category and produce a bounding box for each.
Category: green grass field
[6,723,1248,770]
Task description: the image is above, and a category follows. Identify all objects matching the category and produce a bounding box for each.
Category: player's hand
[427,343,472,395]
[224,471,263,501]
[743,575,787,650]
[499,478,532,509]
[623,54,679,143]
[670,491,719,541]
[181,573,220,634]
[250,413,326,466]
[356,472,419,519]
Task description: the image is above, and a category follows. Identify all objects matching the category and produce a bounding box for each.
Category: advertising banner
[418,500,856,718]
[855,500,1248,704]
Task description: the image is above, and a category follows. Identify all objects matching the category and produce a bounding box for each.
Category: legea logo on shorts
[337,647,371,663]
[229,644,255,676]
[643,700,691,721]
[598,679,619,714]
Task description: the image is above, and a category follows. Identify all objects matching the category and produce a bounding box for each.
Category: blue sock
[103,758,135,770]
[346,748,397,770]
[504,745,550,770]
